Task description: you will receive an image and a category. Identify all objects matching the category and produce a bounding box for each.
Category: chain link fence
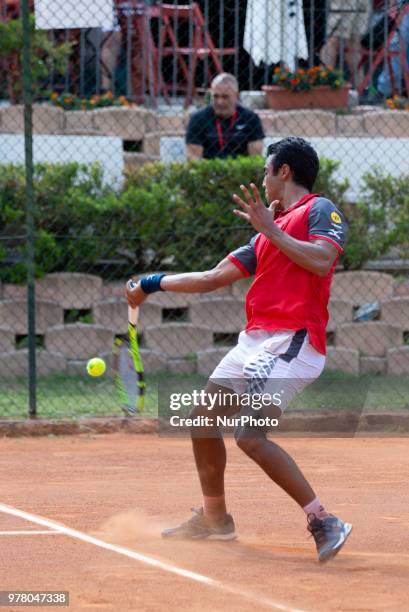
[0,0,408,420]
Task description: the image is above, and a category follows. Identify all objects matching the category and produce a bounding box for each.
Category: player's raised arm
[233,185,345,277]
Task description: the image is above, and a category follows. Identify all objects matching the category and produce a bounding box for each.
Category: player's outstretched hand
[232,183,278,236]
[126,279,148,309]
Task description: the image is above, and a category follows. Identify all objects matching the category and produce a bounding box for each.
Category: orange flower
[274,67,281,74]
[50,92,59,101]
[290,78,300,86]
[296,69,305,75]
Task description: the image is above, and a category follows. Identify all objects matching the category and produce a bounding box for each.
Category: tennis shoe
[161,507,237,541]
[307,513,352,562]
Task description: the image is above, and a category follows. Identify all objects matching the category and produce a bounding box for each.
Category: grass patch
[0,373,206,419]
[291,370,409,412]
[1,370,408,420]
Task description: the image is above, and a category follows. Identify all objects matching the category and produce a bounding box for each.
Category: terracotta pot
[262,84,350,110]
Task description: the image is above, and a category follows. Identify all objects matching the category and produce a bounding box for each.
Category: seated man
[186,73,265,160]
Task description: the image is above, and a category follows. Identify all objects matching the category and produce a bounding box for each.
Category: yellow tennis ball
[87,357,106,377]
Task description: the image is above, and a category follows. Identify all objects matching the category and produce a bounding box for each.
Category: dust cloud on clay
[93,511,166,543]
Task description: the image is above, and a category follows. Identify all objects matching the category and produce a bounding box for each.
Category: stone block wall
[2,105,409,170]
[0,271,408,377]
[326,273,409,375]
[0,105,64,134]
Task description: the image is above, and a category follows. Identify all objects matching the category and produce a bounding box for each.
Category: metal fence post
[21,0,36,418]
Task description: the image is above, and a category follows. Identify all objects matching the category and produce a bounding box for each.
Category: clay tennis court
[1,433,409,611]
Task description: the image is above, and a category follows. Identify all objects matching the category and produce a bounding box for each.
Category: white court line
[0,502,307,612]
[0,530,60,535]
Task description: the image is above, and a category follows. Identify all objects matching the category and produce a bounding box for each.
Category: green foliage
[0,163,115,282]
[0,16,73,102]
[124,156,264,269]
[314,158,350,208]
[0,158,407,282]
[64,309,93,324]
[15,335,44,350]
[385,95,409,111]
[342,169,409,270]
[123,155,353,271]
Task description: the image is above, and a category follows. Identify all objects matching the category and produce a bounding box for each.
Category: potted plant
[0,15,73,104]
[48,91,132,110]
[385,95,409,111]
[262,66,350,110]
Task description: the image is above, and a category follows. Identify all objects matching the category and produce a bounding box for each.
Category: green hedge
[343,170,409,269]
[0,157,408,283]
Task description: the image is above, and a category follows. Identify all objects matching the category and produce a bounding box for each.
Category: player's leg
[188,333,251,513]
[162,381,241,540]
[162,337,247,541]
[235,424,353,563]
[235,421,316,506]
[234,374,317,507]
[190,380,240,509]
[234,330,321,501]
[234,332,352,561]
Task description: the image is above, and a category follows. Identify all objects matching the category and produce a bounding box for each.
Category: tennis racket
[112,291,146,415]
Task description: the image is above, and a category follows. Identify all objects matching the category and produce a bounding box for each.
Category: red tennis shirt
[228,194,347,355]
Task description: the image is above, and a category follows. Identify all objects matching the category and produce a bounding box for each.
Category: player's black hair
[266,137,319,192]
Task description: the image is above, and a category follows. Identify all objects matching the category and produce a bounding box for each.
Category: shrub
[342,169,409,270]
[0,157,407,283]
[0,16,73,102]
[0,163,115,282]
[123,156,350,270]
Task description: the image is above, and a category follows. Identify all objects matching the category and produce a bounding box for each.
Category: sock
[203,495,227,522]
[303,497,329,519]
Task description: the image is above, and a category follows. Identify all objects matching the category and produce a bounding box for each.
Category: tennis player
[126,137,352,562]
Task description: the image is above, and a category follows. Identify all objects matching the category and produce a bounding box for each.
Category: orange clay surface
[1,434,409,611]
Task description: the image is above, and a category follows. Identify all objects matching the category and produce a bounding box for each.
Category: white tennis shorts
[210,328,325,413]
